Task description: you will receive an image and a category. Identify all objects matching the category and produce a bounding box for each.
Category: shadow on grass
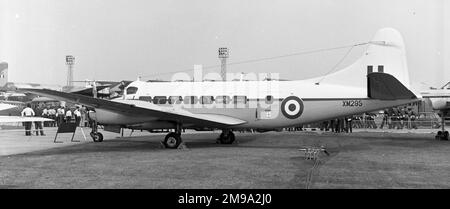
[7,131,447,158]
[10,133,263,157]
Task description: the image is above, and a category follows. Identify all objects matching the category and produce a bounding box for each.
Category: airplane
[0,63,123,98]
[421,82,450,140]
[20,28,421,148]
[0,102,53,124]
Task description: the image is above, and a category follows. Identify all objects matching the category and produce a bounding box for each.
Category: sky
[0,0,449,89]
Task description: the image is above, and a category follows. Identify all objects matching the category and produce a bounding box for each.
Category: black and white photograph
[0,0,449,203]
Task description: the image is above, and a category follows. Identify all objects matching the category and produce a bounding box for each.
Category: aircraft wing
[0,116,54,123]
[19,88,247,127]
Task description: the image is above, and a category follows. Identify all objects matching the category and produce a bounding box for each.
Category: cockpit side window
[126,87,138,95]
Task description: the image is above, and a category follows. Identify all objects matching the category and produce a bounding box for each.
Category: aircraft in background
[0,62,131,124]
[421,82,450,140]
[22,28,421,148]
[0,101,53,124]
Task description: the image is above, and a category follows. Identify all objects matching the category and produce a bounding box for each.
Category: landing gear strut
[435,112,449,141]
[218,129,235,144]
[163,123,183,149]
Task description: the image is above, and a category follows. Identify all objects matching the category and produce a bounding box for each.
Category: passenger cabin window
[200,96,214,104]
[215,96,231,104]
[139,96,152,102]
[233,96,247,104]
[126,87,138,95]
[169,96,183,104]
[266,95,273,104]
[153,96,167,104]
[183,96,198,104]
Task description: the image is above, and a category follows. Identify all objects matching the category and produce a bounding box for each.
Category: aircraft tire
[444,131,449,141]
[97,132,104,142]
[219,131,235,144]
[164,132,182,149]
[92,132,104,142]
[436,131,443,140]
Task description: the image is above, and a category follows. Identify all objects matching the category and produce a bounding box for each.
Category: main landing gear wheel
[164,132,182,149]
[219,131,235,144]
[435,131,449,141]
[91,132,104,142]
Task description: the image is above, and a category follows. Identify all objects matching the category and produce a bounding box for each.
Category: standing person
[21,104,35,136]
[346,117,353,133]
[48,107,57,127]
[73,106,82,126]
[65,108,73,123]
[33,106,45,136]
[387,112,393,129]
[370,114,378,129]
[56,106,65,126]
[339,118,345,133]
[399,107,407,129]
[410,112,418,129]
[363,113,369,128]
[351,116,357,129]
[335,118,340,133]
[380,109,388,129]
[354,116,362,128]
[42,106,49,127]
[398,113,404,129]
[390,113,397,129]
[80,106,87,127]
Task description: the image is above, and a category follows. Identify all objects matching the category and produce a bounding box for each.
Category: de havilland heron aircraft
[421,82,450,140]
[21,28,421,148]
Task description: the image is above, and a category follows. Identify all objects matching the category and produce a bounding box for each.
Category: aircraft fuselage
[93,80,419,130]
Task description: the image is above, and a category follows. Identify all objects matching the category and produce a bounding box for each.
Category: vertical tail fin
[318,28,411,89]
[363,28,410,88]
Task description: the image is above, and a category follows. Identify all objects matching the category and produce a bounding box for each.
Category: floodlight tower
[218,48,229,81]
[66,55,75,87]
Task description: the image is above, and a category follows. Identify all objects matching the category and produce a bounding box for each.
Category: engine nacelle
[128,121,176,130]
[91,108,157,125]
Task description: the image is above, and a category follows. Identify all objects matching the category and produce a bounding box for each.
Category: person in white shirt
[65,108,72,123]
[56,106,65,126]
[73,107,82,126]
[48,108,57,127]
[21,104,35,136]
[42,107,49,127]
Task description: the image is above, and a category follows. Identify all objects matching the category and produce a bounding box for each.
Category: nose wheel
[435,113,449,141]
[89,119,104,142]
[90,132,104,142]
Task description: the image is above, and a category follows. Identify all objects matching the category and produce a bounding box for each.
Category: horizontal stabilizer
[367,72,417,100]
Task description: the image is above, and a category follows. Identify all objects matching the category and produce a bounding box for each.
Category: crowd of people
[317,107,419,133]
[320,117,354,133]
[378,108,419,130]
[21,103,90,136]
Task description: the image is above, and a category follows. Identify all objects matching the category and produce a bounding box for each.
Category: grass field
[0,131,449,189]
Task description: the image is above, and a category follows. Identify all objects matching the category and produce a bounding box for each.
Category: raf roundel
[281,96,304,119]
